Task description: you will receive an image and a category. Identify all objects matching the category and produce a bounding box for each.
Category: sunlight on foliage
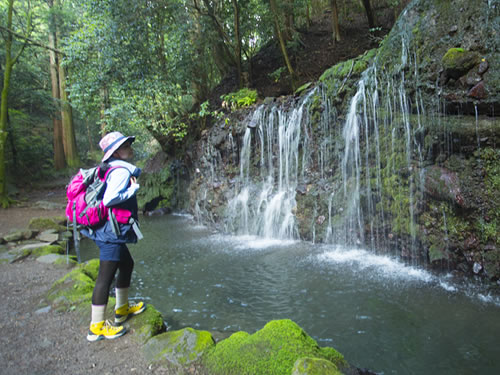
[221,88,258,110]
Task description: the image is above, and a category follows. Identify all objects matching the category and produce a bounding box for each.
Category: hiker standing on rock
[83,131,146,342]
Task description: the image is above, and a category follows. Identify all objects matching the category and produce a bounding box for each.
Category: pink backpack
[66,166,131,227]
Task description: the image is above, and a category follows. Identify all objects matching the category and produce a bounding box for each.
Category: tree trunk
[199,0,237,72]
[269,0,298,91]
[0,58,12,207]
[306,1,311,29]
[361,0,376,29]
[58,59,80,167]
[330,0,341,43]
[232,0,242,88]
[100,84,110,132]
[284,0,294,41]
[0,0,20,207]
[48,0,65,170]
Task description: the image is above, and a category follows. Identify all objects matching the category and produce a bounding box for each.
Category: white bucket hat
[99,131,135,162]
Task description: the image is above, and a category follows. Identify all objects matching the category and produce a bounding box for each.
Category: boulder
[441,48,480,81]
[292,357,342,375]
[144,327,215,368]
[203,319,346,375]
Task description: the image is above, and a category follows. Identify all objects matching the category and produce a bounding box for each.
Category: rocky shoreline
[1,217,373,375]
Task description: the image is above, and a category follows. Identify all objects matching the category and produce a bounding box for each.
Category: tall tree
[330,0,340,43]
[0,0,33,207]
[55,0,79,167]
[47,0,65,169]
[361,0,375,29]
[232,0,243,88]
[269,0,298,90]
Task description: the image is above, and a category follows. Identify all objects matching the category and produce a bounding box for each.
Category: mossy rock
[29,217,66,232]
[2,229,36,242]
[137,165,174,211]
[46,259,100,309]
[441,48,480,80]
[37,254,77,269]
[203,319,347,375]
[143,327,215,368]
[127,303,166,344]
[31,244,65,257]
[292,357,343,375]
[483,248,500,280]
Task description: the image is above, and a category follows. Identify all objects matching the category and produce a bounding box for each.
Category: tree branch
[0,25,65,56]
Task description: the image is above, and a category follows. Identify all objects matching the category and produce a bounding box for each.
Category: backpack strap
[72,201,81,263]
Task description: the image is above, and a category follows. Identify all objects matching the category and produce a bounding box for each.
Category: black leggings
[92,247,134,305]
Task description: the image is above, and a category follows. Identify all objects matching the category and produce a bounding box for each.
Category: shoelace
[102,320,121,332]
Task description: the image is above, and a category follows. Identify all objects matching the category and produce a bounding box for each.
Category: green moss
[131,304,166,344]
[46,259,100,308]
[81,258,100,280]
[203,319,346,375]
[292,357,342,375]
[53,256,78,267]
[441,48,480,78]
[31,244,64,257]
[483,249,500,279]
[28,217,66,232]
[144,327,215,367]
[481,148,500,245]
[137,166,174,210]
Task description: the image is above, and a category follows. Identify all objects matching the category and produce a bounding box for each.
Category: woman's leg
[116,244,134,289]
[114,245,146,322]
[92,260,119,306]
[115,245,134,308]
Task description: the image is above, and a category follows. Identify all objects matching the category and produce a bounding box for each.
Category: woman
[84,131,146,342]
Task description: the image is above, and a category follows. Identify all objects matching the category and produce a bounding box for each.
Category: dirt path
[0,259,173,375]
[0,189,172,374]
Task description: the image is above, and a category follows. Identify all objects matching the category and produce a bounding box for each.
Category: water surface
[82,215,500,374]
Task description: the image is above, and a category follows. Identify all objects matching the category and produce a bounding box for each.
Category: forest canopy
[0,0,405,206]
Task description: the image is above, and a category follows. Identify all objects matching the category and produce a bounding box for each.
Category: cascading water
[187,0,499,274]
[225,90,317,239]
[223,27,427,259]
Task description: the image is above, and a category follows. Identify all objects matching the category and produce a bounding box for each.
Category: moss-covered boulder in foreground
[128,304,166,344]
[203,319,347,375]
[46,259,100,309]
[143,327,215,368]
[292,357,343,375]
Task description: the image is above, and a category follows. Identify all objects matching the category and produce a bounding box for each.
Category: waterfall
[225,90,317,239]
[223,28,425,256]
[185,0,498,278]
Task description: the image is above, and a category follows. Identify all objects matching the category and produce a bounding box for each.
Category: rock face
[142,0,500,282]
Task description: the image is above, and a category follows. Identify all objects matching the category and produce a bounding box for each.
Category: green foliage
[137,166,174,210]
[479,148,500,245]
[269,66,287,82]
[221,88,258,110]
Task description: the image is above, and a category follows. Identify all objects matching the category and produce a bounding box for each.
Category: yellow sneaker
[87,320,126,342]
[115,301,146,323]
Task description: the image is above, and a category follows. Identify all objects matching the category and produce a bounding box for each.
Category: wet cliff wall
[144,0,500,282]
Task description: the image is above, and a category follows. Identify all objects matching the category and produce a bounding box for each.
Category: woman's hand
[130,176,137,184]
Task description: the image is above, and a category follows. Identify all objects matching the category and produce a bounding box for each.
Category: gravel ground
[0,189,173,375]
[0,258,174,375]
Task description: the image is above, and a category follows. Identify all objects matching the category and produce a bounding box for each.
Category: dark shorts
[95,241,131,262]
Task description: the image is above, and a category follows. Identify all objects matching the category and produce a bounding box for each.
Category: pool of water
[81,214,500,374]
